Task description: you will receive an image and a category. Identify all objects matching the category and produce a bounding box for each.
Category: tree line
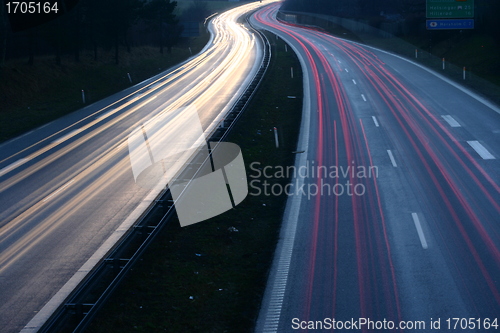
[0,0,182,66]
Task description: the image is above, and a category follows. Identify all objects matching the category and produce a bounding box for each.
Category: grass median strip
[86,32,303,333]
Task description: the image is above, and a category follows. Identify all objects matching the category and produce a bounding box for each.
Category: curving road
[253,4,499,332]
[0,2,275,332]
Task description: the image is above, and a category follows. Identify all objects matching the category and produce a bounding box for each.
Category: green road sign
[426,0,474,18]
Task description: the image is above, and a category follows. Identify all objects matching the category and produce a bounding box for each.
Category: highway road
[253,4,500,332]
[0,2,274,332]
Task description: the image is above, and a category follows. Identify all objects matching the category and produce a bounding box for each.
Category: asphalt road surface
[253,4,499,332]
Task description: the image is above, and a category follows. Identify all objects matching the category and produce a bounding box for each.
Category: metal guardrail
[37,15,272,333]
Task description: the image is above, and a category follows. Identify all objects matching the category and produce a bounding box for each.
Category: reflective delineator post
[274,127,279,148]
[127,72,132,83]
[463,67,466,80]
[291,67,294,79]
[82,90,86,104]
[415,49,418,59]
[285,44,288,52]
[442,58,445,70]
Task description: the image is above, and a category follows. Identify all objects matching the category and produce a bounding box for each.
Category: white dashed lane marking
[467,141,495,160]
[441,115,461,127]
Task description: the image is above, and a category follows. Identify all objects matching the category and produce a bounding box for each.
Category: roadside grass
[86,32,303,333]
[0,33,209,143]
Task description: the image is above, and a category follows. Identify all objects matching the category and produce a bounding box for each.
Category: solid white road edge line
[20,180,166,333]
[252,19,311,333]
